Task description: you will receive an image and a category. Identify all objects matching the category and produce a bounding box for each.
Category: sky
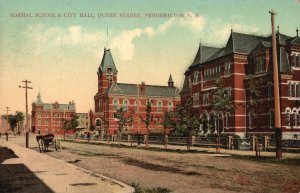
[0,0,299,114]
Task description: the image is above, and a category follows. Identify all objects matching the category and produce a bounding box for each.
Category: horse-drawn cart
[36,134,61,153]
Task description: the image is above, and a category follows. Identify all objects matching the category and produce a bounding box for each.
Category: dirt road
[7,136,300,193]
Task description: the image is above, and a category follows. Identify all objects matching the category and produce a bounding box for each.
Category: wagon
[36,134,61,153]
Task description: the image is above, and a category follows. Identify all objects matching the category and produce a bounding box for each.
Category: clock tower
[94,48,118,113]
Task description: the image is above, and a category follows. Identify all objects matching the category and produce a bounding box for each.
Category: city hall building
[31,93,76,135]
[92,48,180,135]
[180,29,300,139]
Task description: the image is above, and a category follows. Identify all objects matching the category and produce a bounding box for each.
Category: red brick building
[92,48,180,135]
[31,93,76,135]
[180,29,300,139]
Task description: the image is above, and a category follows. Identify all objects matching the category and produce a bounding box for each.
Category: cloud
[201,20,260,46]
[111,12,205,60]
[25,24,105,46]
[110,29,143,60]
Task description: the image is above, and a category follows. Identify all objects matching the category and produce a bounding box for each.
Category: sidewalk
[0,140,135,193]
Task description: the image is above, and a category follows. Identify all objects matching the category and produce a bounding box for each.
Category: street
[6,135,300,193]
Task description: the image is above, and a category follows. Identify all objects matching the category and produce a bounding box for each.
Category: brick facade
[181,30,300,139]
[31,93,76,135]
[92,48,180,135]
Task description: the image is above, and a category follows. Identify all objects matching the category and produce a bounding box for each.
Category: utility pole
[4,107,11,132]
[19,80,33,148]
[269,10,282,159]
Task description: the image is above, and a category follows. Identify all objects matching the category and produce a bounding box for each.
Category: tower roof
[35,92,43,104]
[168,74,174,83]
[99,48,118,73]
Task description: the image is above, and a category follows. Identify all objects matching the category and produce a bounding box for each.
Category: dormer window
[255,56,264,73]
[193,72,199,84]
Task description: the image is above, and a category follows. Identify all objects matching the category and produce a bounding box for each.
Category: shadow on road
[0,146,54,193]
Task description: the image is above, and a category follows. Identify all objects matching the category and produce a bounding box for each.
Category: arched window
[292,54,296,66]
[157,101,162,112]
[286,110,290,127]
[123,99,129,112]
[293,111,297,127]
[288,83,292,97]
[269,110,275,128]
[249,112,253,129]
[113,99,119,111]
[168,101,173,112]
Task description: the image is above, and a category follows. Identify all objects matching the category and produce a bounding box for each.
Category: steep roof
[190,44,220,67]
[180,76,190,93]
[168,74,174,83]
[286,36,300,45]
[106,83,180,97]
[99,48,118,73]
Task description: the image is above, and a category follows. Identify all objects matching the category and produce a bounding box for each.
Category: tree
[115,107,127,145]
[139,100,152,147]
[7,111,24,134]
[209,78,233,153]
[62,114,79,140]
[164,98,201,150]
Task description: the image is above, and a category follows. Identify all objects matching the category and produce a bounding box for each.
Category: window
[38,120,41,125]
[286,110,290,127]
[193,93,199,106]
[122,99,129,112]
[113,99,119,111]
[45,128,48,134]
[298,83,300,97]
[267,84,274,99]
[224,63,231,76]
[45,112,48,117]
[288,83,292,97]
[270,110,275,128]
[255,57,264,73]
[99,100,102,112]
[203,93,209,105]
[168,101,173,112]
[157,101,162,112]
[193,72,199,84]
[249,112,253,128]
[38,112,41,118]
[45,120,48,125]
[298,112,300,126]
[157,117,161,125]
[292,54,296,66]
[293,111,297,127]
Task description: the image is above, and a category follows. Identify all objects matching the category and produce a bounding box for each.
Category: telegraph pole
[269,10,282,159]
[19,80,33,148]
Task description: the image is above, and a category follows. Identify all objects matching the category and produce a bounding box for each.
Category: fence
[64,134,300,152]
